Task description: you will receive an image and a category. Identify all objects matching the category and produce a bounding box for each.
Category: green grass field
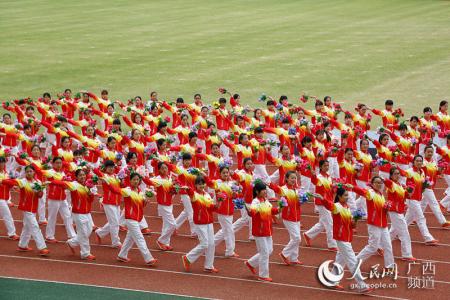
[1,0,450,115]
[0,277,201,300]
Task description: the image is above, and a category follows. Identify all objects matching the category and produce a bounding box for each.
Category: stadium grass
[1,0,450,118]
[0,277,203,300]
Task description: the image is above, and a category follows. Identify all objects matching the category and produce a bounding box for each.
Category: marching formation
[1,89,449,293]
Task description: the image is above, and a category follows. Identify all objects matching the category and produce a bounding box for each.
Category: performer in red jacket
[244,181,279,282]
[321,187,372,294]
[182,175,219,273]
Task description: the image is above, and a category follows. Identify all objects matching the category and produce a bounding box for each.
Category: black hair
[0,157,6,163]
[107,136,116,144]
[219,97,227,104]
[238,133,248,144]
[378,133,389,143]
[182,153,192,160]
[254,126,264,134]
[267,100,275,106]
[252,181,267,198]
[334,187,347,203]
[130,172,141,181]
[398,123,408,131]
[410,116,419,122]
[176,97,184,103]
[439,100,448,110]
[75,168,85,177]
[43,92,51,98]
[126,152,137,163]
[195,175,206,185]
[253,108,262,118]
[157,161,168,170]
[25,165,35,172]
[104,160,115,168]
[385,99,394,106]
[188,132,197,140]
[389,167,400,178]
[219,166,229,174]
[64,89,72,93]
[156,138,166,149]
[315,100,324,108]
[319,159,329,169]
[112,119,121,126]
[301,136,312,147]
[285,170,296,181]
[157,121,167,132]
[279,95,288,103]
[423,107,432,114]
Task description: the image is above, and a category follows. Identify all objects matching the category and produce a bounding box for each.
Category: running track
[0,165,449,299]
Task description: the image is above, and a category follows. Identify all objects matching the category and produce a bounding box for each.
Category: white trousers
[282,220,301,262]
[357,225,394,268]
[248,236,273,278]
[214,214,235,256]
[421,189,446,225]
[328,157,339,179]
[218,130,230,158]
[300,175,313,193]
[266,133,279,157]
[378,171,390,180]
[254,164,275,198]
[46,199,75,240]
[335,241,367,289]
[19,212,46,250]
[440,174,450,210]
[119,209,148,229]
[405,199,434,242]
[186,223,215,269]
[118,219,154,262]
[176,195,195,235]
[305,205,337,248]
[96,204,121,247]
[232,207,253,239]
[388,212,412,258]
[38,192,47,222]
[355,180,368,216]
[68,213,93,258]
[0,199,16,236]
[157,204,176,245]
[347,191,357,213]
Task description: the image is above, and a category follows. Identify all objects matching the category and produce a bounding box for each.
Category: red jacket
[187,190,216,225]
[147,175,175,206]
[0,171,13,200]
[322,199,353,242]
[269,183,301,222]
[52,180,94,214]
[208,179,236,216]
[3,178,42,213]
[248,198,279,237]
[353,186,388,228]
[94,169,122,206]
[384,179,407,214]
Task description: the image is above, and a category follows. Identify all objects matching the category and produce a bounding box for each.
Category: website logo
[317,260,344,287]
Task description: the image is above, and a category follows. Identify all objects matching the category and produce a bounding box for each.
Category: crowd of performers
[1,88,450,293]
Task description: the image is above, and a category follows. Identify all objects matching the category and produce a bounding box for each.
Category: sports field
[1,0,450,114]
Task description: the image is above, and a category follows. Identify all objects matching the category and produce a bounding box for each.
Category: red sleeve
[122,116,133,127]
[383,178,393,189]
[230,96,237,107]
[268,182,281,194]
[352,186,367,197]
[372,109,382,116]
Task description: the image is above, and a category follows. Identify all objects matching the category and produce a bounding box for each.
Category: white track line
[0,254,410,300]
[0,275,210,299]
[2,234,450,282]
